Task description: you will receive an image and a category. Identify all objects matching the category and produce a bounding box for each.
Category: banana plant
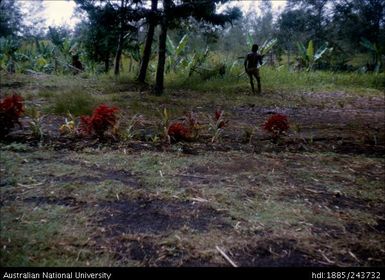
[296,40,332,71]
[257,38,279,68]
[360,37,383,73]
[166,34,189,73]
[236,37,278,77]
[246,33,277,56]
[124,43,141,73]
[0,37,20,72]
[188,46,210,77]
[246,32,254,49]
[259,38,278,57]
[31,40,57,73]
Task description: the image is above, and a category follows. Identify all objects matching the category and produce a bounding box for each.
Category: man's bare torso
[245,52,263,69]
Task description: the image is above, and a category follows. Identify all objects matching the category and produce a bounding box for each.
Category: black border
[1,267,385,280]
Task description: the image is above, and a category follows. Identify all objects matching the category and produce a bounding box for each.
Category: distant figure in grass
[244,44,264,94]
[71,54,83,75]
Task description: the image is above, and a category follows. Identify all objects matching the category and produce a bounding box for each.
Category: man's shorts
[246,67,260,78]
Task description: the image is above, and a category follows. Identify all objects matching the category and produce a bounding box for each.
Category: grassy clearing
[167,67,385,95]
[0,73,384,266]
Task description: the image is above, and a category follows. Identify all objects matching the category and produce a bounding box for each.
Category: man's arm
[244,55,248,71]
[259,55,264,66]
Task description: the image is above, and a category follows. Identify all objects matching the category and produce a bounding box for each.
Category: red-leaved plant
[0,94,24,137]
[262,113,289,139]
[79,104,119,138]
[168,122,190,142]
[214,110,228,129]
[207,109,228,143]
[167,112,200,142]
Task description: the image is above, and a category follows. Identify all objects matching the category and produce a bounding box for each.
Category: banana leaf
[314,43,329,62]
[247,33,254,48]
[175,35,188,57]
[166,35,176,55]
[306,40,314,62]
[297,42,307,58]
[359,37,376,51]
[260,38,278,56]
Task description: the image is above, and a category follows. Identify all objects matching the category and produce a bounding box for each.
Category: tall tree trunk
[114,32,124,76]
[105,56,110,73]
[154,0,170,95]
[114,0,125,76]
[138,0,158,83]
[154,21,167,95]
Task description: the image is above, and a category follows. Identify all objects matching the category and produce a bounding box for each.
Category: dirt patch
[178,165,217,187]
[333,141,385,157]
[346,243,385,266]
[373,219,385,233]
[101,169,140,186]
[83,165,142,187]
[228,103,385,157]
[127,239,160,263]
[229,239,321,267]
[209,157,260,173]
[311,223,346,239]
[97,198,231,235]
[43,174,102,184]
[342,222,385,239]
[277,187,375,212]
[23,196,83,207]
[98,236,223,266]
[48,159,142,187]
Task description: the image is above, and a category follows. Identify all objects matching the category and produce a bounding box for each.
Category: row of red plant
[167,110,289,142]
[0,94,24,137]
[0,94,290,141]
[79,104,119,138]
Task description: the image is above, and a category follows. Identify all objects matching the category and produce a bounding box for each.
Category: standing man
[244,44,264,94]
[71,54,83,75]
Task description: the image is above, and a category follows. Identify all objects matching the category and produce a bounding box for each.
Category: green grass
[50,89,99,116]
[0,203,114,266]
[166,67,385,95]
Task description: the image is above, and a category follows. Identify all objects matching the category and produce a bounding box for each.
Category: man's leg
[248,73,255,94]
[253,71,261,94]
[256,76,261,94]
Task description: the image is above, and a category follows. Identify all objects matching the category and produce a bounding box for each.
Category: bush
[168,122,190,142]
[263,113,289,138]
[167,112,200,142]
[0,94,24,137]
[52,90,97,116]
[79,104,119,138]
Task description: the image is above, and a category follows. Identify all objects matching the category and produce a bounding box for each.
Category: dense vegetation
[0,0,384,268]
[0,0,384,93]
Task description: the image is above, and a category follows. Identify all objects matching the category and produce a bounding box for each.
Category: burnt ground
[0,75,384,267]
[1,144,384,267]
